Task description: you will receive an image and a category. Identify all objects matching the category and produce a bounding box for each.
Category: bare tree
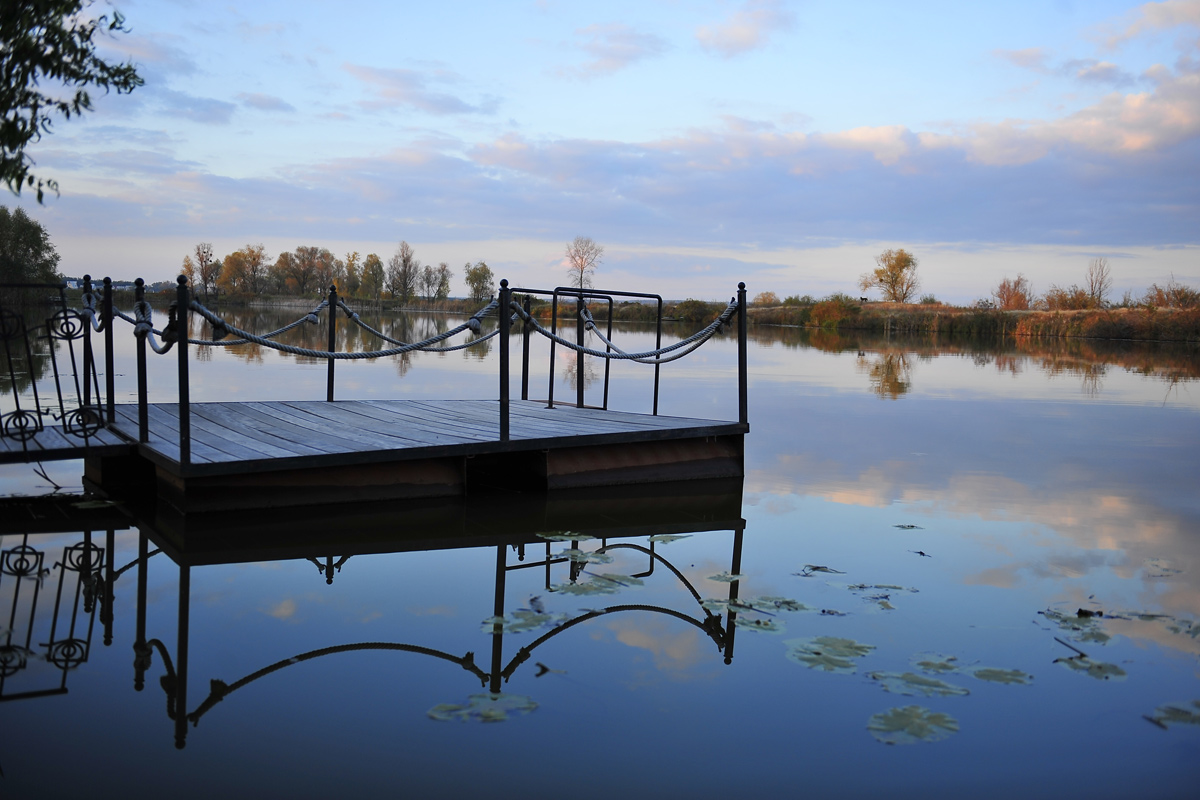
[565,236,603,289]
[435,262,453,300]
[859,249,919,303]
[1086,258,1112,307]
[193,242,220,302]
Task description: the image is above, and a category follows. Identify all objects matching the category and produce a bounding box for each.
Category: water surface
[2,310,1198,798]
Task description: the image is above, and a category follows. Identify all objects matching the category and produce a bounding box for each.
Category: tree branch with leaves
[2,1,144,201]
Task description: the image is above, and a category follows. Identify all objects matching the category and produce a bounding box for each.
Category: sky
[8,0,1200,302]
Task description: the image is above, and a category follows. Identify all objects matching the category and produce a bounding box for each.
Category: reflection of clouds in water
[606,617,710,681]
[747,458,1200,626]
[265,598,297,619]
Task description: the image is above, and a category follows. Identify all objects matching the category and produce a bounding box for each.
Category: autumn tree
[752,291,780,306]
[2,1,143,201]
[992,273,1036,310]
[218,249,249,295]
[464,260,494,302]
[387,241,420,303]
[859,248,919,303]
[361,253,385,305]
[565,236,603,289]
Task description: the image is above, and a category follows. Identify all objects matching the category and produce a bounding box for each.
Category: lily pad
[972,667,1033,685]
[1054,655,1126,681]
[481,609,567,634]
[785,636,875,673]
[536,531,595,542]
[911,653,960,674]
[735,616,786,633]
[1143,558,1182,578]
[867,705,958,745]
[1148,700,1200,728]
[708,571,745,583]
[556,548,614,564]
[1039,608,1111,644]
[868,671,970,697]
[428,692,537,723]
[648,534,692,544]
[550,573,644,596]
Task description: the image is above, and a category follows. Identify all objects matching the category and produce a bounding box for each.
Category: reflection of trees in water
[1,312,53,396]
[857,351,912,399]
[560,331,601,390]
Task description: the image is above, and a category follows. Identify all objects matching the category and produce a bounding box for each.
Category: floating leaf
[972,667,1033,685]
[708,572,745,583]
[754,596,811,613]
[820,609,848,617]
[649,534,692,544]
[893,524,923,530]
[480,609,567,634]
[785,636,875,673]
[1148,700,1200,728]
[428,693,537,723]
[556,548,614,564]
[911,653,959,674]
[550,573,643,596]
[868,671,970,697]
[1040,609,1110,644]
[868,705,958,745]
[1054,655,1127,681]
[735,617,785,633]
[536,531,595,542]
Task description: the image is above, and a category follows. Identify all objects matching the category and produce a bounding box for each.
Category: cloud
[156,89,237,124]
[1106,0,1200,47]
[265,598,297,619]
[343,64,498,115]
[995,49,1138,87]
[568,23,668,77]
[238,93,297,112]
[994,47,1052,72]
[696,0,794,58]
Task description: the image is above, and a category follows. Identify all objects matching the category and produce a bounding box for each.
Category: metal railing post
[135,280,148,443]
[176,276,190,465]
[82,275,94,408]
[738,282,748,425]
[499,279,510,442]
[521,295,531,401]
[103,277,114,423]
[326,285,338,402]
[576,294,585,408]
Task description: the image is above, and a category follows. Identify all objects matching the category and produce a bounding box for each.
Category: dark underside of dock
[77,399,746,512]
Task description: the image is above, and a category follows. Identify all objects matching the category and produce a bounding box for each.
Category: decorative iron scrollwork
[0,644,30,678]
[45,637,89,669]
[0,408,43,441]
[62,541,104,574]
[2,542,45,577]
[61,405,105,437]
[47,308,86,341]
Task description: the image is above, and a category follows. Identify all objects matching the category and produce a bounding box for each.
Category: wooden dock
[84,399,746,512]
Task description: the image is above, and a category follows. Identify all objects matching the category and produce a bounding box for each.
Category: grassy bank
[748,301,1200,343]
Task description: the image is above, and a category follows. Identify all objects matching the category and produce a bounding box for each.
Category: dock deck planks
[102,399,745,478]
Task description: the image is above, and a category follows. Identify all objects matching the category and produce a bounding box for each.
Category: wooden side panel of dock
[85,399,747,512]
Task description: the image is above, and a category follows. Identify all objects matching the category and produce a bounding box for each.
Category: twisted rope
[512,298,738,363]
[187,298,501,359]
[336,298,507,352]
[133,301,176,355]
[191,301,327,346]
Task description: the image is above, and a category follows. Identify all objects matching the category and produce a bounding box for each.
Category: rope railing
[186,297,501,359]
[336,298,515,353]
[511,297,738,363]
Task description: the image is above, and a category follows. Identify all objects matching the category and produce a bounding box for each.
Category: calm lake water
[2,305,1198,798]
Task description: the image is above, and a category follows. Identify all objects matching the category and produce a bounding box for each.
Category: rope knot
[304,313,319,325]
[467,316,482,333]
